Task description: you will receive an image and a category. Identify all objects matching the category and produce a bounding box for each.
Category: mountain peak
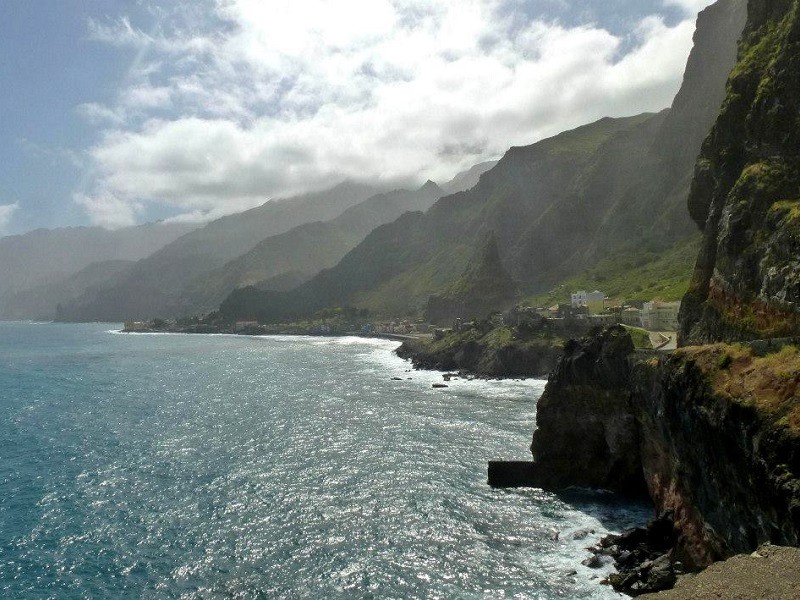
[418,179,442,194]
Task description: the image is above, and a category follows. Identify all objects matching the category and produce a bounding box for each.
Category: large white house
[641,301,681,331]
[571,290,606,308]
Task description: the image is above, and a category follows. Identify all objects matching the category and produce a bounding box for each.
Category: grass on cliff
[424,325,562,355]
[679,344,800,435]
[526,234,700,307]
[622,325,653,349]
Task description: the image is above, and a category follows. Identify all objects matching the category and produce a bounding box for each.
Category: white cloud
[76,0,703,227]
[663,0,717,14]
[0,202,20,234]
[73,192,141,229]
[76,102,126,125]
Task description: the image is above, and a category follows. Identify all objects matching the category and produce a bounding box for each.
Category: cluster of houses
[363,320,433,335]
[532,290,682,332]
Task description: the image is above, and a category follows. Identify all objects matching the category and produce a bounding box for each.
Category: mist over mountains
[1,0,746,327]
[0,222,196,320]
[218,0,746,325]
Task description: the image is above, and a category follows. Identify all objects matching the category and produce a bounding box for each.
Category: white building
[621,307,643,327]
[641,301,681,331]
[571,290,606,308]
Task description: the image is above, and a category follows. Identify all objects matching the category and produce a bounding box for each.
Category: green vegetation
[622,325,653,350]
[526,235,700,308]
[681,0,800,342]
[769,199,800,224]
[535,114,657,157]
[397,321,564,378]
[679,343,800,435]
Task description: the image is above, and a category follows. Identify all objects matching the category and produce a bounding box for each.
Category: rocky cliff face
[680,0,800,344]
[632,343,800,568]
[530,326,647,495]
[529,327,800,570]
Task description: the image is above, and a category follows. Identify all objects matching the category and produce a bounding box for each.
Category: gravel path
[642,545,800,599]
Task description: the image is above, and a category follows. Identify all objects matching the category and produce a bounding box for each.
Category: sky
[0,0,716,235]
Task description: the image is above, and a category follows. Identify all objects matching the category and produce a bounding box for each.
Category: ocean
[0,322,648,598]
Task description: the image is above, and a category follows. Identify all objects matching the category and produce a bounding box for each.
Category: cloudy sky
[0,0,716,234]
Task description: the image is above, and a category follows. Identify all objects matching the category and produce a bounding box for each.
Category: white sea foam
[0,323,649,598]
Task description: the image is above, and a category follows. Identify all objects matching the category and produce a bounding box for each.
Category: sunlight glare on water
[0,323,647,598]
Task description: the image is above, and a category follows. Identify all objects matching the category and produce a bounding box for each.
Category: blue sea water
[0,322,649,599]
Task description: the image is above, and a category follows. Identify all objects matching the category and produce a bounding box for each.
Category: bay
[0,322,647,598]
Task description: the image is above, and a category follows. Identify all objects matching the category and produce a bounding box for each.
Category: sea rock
[582,555,604,569]
[529,325,647,495]
[530,325,800,573]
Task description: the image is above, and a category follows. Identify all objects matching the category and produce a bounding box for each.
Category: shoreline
[119,324,549,380]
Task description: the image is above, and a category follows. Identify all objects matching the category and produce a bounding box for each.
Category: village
[124,289,680,350]
[365,290,680,341]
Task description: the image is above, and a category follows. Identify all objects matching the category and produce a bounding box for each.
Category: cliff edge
[525,327,800,595]
[680,0,800,344]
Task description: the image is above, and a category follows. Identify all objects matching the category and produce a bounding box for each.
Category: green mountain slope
[217,0,745,325]
[180,181,444,312]
[527,234,701,308]
[680,0,800,343]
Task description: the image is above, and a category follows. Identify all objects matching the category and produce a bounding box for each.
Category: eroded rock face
[530,325,647,496]
[632,345,800,569]
[529,328,800,573]
[680,0,800,344]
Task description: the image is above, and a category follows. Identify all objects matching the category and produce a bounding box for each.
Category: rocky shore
[395,323,567,379]
[521,325,800,595]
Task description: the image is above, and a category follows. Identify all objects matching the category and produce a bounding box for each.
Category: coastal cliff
[530,326,646,495]
[632,342,800,567]
[527,327,800,581]
[680,0,800,344]
[520,1,800,593]
[396,324,563,379]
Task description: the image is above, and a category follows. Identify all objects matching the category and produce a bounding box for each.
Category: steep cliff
[632,342,800,568]
[680,0,800,344]
[528,328,800,572]
[530,326,647,495]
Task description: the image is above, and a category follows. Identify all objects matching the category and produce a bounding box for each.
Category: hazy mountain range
[218,0,746,325]
[2,0,746,326]
[2,161,496,321]
[0,222,196,320]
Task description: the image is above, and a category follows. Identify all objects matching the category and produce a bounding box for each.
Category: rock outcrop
[680,0,800,344]
[529,326,647,495]
[529,327,800,573]
[396,323,563,379]
[424,233,517,326]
